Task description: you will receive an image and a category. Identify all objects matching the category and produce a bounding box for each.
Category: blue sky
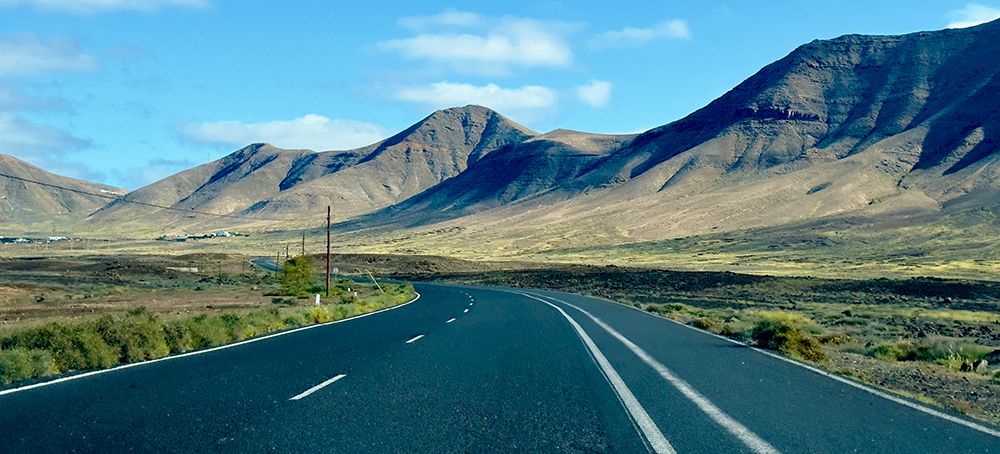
[1,0,998,189]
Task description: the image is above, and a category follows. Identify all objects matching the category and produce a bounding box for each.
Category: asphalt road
[1,283,997,453]
[249,257,282,272]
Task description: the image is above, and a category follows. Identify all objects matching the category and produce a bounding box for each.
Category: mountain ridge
[84,105,535,232]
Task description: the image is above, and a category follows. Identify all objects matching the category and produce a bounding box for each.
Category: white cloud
[575,80,612,108]
[0,35,98,77]
[946,3,1000,28]
[115,157,195,189]
[0,112,89,156]
[378,12,573,73]
[183,114,388,151]
[394,81,557,114]
[0,0,208,14]
[398,8,483,30]
[590,20,691,49]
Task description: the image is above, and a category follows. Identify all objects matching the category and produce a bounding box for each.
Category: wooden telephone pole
[301,232,305,257]
[325,205,331,297]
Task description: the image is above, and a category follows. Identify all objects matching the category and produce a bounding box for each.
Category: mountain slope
[352,130,635,228]
[244,105,536,220]
[86,105,535,233]
[0,154,125,228]
[569,19,1000,220]
[342,20,1000,260]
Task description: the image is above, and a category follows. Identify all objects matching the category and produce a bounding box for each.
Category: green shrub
[244,308,286,335]
[750,319,827,362]
[0,349,58,384]
[1,322,117,371]
[280,257,316,297]
[818,334,851,345]
[304,306,333,324]
[719,323,744,339]
[94,308,170,363]
[867,338,991,366]
[163,319,195,353]
[282,313,306,327]
[185,315,232,348]
[870,342,908,361]
[691,318,723,333]
[218,313,250,341]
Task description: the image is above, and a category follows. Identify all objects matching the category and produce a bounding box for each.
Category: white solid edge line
[668,313,1000,439]
[0,292,422,397]
[405,334,425,344]
[446,318,456,323]
[519,293,675,454]
[290,374,346,401]
[544,290,1000,440]
[528,292,781,454]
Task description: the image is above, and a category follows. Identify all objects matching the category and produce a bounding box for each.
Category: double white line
[520,292,780,454]
[521,293,676,453]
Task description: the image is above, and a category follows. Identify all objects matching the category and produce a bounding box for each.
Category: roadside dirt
[828,351,1000,425]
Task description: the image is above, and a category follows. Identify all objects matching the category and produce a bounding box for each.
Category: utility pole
[285,244,289,262]
[326,205,331,298]
[301,232,305,257]
[366,269,385,293]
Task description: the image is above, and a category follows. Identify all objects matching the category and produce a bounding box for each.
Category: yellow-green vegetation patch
[0,283,415,385]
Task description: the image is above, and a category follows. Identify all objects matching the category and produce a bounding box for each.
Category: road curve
[0,282,996,453]
[249,257,282,272]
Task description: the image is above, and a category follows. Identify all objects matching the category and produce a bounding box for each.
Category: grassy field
[7,202,1000,282]
[0,253,415,385]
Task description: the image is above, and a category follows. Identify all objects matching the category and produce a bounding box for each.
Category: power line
[0,171,298,222]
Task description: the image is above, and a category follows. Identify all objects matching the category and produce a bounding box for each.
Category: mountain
[56,18,1000,270]
[0,154,125,228]
[350,130,635,228]
[558,19,1000,237]
[341,19,1000,259]
[86,105,535,233]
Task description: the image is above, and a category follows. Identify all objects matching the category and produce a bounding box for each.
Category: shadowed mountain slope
[351,130,635,228]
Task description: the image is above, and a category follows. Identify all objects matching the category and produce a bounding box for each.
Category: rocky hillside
[356,19,1000,247]
[85,105,535,233]
[562,18,1000,237]
[0,154,125,227]
[352,130,635,228]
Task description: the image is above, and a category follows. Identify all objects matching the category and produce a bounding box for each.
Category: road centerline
[446,318,456,323]
[519,293,676,454]
[531,292,781,454]
[406,334,425,344]
[290,374,346,401]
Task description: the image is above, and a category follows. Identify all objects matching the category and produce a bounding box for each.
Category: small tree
[280,256,315,297]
